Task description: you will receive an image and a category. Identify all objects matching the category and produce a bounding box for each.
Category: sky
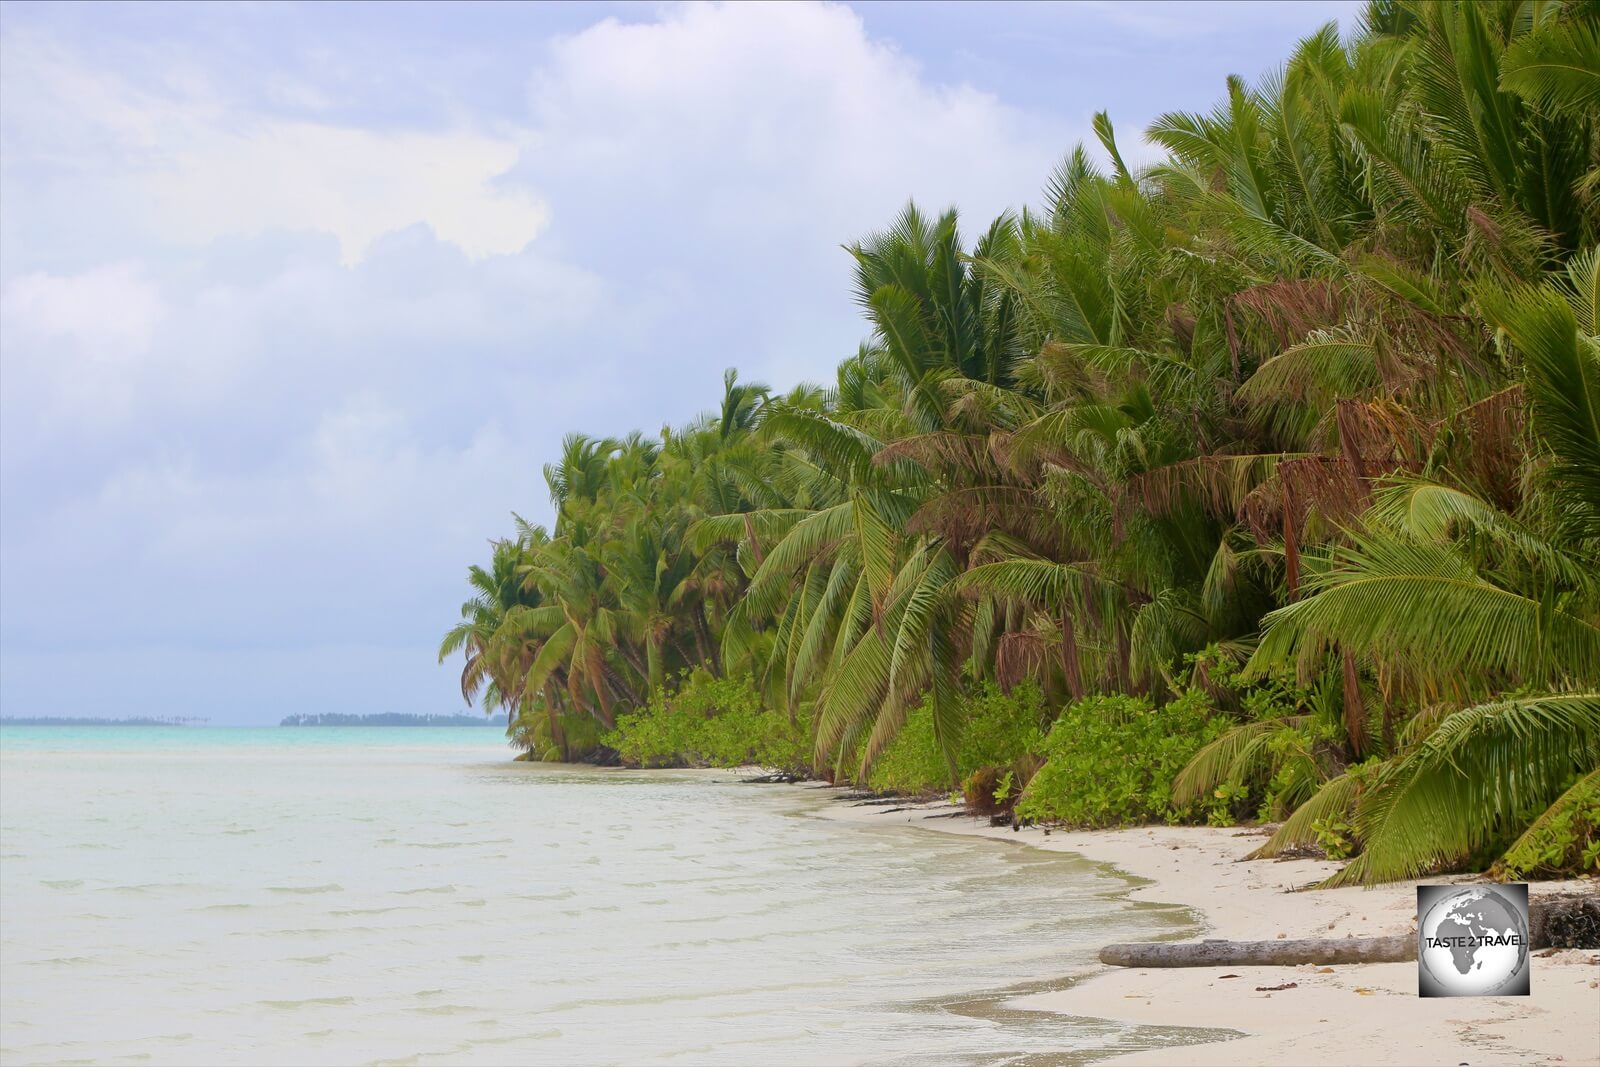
[0,0,1364,724]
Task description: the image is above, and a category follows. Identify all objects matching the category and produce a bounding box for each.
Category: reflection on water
[0,727,1234,1065]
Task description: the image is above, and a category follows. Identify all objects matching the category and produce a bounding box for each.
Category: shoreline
[807,787,1600,1066]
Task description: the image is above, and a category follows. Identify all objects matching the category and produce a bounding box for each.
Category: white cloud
[0,263,171,432]
[139,122,547,265]
[526,2,1064,240]
[0,262,163,355]
[0,1,1074,720]
[0,32,546,266]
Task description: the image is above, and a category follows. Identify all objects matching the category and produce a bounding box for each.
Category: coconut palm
[443,0,1600,880]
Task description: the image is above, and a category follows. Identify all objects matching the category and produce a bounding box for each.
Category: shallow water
[0,726,1222,1065]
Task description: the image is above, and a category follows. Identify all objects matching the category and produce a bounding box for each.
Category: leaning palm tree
[1244,266,1600,883]
[437,532,544,720]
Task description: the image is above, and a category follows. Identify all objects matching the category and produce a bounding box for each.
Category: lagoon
[0,727,1217,1065]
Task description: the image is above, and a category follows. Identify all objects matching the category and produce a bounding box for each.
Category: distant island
[1,716,204,726]
[280,713,502,727]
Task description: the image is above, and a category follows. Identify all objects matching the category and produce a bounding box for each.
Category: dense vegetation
[442,0,1600,884]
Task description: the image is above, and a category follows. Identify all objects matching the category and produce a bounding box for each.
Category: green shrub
[866,698,949,793]
[1498,773,1600,879]
[1173,644,1352,824]
[961,682,1050,772]
[603,672,811,773]
[867,682,1050,795]
[1018,691,1228,827]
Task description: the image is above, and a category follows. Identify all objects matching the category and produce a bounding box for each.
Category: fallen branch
[1100,935,1412,967]
[1100,892,1598,967]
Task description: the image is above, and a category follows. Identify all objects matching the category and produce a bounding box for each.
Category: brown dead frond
[1438,385,1528,511]
[1240,456,1366,544]
[1125,452,1303,521]
[1034,340,1111,400]
[873,432,999,479]
[1165,303,1197,353]
[906,485,1058,559]
[1226,278,1349,369]
[995,631,1050,693]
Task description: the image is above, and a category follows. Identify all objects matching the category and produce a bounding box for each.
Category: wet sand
[815,791,1600,1066]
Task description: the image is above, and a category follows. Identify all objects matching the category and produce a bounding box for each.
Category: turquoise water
[1,727,1213,1065]
[0,724,510,752]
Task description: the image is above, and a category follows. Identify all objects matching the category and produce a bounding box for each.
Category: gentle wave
[258,996,357,1009]
[0,730,1208,1065]
[266,883,344,895]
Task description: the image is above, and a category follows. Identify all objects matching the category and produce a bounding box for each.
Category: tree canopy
[445,0,1600,884]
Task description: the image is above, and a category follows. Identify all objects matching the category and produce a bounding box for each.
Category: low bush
[1018,691,1228,827]
[603,671,811,773]
[1497,773,1600,879]
[865,699,948,793]
[867,682,1050,795]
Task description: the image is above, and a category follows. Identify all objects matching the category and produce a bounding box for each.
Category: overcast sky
[0,0,1363,724]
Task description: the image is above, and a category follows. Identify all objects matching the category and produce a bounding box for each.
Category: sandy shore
[812,791,1599,1066]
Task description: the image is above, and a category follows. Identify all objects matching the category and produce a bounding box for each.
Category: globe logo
[1416,884,1531,997]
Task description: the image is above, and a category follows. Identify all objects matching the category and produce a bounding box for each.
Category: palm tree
[441,0,1600,881]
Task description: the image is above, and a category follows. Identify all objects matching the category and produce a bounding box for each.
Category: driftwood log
[1101,935,1413,967]
[1100,892,1599,967]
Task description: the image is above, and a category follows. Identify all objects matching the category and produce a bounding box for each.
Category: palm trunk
[647,633,665,695]
[618,644,650,691]
[591,671,616,729]
[1341,648,1366,758]
[693,604,720,674]
[1059,609,1084,700]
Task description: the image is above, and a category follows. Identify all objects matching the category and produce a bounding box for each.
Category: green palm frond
[814,620,893,757]
[1237,327,1381,442]
[887,548,958,694]
[1553,247,1598,336]
[1247,766,1371,859]
[686,509,810,554]
[1173,716,1311,806]
[852,491,901,611]
[1328,693,1600,886]
[1481,283,1600,538]
[1251,528,1600,690]
[1368,477,1592,588]
[739,501,855,615]
[788,553,861,705]
[522,622,577,704]
[1498,768,1600,878]
[1499,15,1600,115]
[955,558,1122,613]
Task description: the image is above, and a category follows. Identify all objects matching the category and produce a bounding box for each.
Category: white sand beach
[816,794,1600,1066]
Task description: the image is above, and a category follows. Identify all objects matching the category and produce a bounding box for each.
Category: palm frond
[1328,693,1600,886]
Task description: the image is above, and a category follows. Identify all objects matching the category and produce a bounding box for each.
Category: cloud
[512,1,1070,391]
[0,31,546,266]
[0,2,1100,721]
[139,123,547,265]
[0,262,163,355]
[0,263,170,438]
[525,2,1062,240]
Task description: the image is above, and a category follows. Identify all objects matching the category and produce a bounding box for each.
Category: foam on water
[0,726,1225,1065]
